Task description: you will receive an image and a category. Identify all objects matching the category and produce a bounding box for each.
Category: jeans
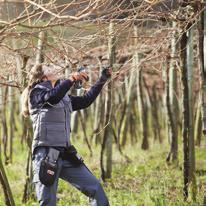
[32,147,109,206]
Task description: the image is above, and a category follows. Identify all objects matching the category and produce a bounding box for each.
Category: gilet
[29,81,72,153]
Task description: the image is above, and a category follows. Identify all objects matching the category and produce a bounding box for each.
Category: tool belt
[59,145,84,166]
[38,146,83,186]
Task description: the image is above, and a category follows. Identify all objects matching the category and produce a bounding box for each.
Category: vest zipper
[64,108,68,142]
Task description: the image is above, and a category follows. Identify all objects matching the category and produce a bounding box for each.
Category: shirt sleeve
[70,76,107,111]
[30,79,74,107]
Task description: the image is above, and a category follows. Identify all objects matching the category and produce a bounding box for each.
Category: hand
[101,67,112,79]
[69,71,88,82]
[79,71,89,81]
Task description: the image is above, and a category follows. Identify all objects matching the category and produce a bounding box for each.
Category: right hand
[69,71,88,82]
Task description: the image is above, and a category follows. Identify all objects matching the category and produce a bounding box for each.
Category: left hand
[101,67,112,79]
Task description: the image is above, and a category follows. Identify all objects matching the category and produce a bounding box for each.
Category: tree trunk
[180,27,189,200]
[78,111,93,157]
[195,93,202,146]
[22,31,46,203]
[197,7,206,206]
[120,25,137,146]
[1,86,9,164]
[137,55,149,150]
[152,84,162,143]
[8,75,15,163]
[100,21,115,180]
[166,21,179,163]
[180,25,190,200]
[187,26,197,201]
[0,148,15,206]
[198,6,206,136]
[36,31,46,64]
[93,64,103,144]
[22,148,32,203]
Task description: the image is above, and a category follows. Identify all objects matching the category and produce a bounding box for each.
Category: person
[21,63,111,206]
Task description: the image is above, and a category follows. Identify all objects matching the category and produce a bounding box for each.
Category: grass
[0,136,206,206]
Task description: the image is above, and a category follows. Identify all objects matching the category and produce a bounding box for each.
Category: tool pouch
[39,148,60,186]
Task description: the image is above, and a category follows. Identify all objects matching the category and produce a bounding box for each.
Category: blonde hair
[21,64,44,117]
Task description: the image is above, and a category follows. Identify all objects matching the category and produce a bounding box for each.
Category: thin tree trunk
[0,148,15,206]
[144,80,161,144]
[22,31,46,203]
[100,21,115,180]
[162,58,169,145]
[1,86,9,164]
[197,7,206,206]
[117,100,127,143]
[167,21,179,163]
[36,31,46,64]
[187,27,197,201]
[198,6,206,136]
[12,40,29,145]
[105,21,115,179]
[121,25,137,146]
[78,111,93,157]
[137,55,149,150]
[195,94,202,146]
[93,64,102,143]
[22,148,32,203]
[180,26,190,200]
[152,84,162,143]
[8,75,15,163]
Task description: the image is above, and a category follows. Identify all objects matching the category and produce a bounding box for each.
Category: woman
[21,64,111,206]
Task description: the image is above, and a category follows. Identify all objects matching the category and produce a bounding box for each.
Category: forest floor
[1,137,206,206]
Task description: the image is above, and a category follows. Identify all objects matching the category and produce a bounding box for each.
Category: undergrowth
[0,137,206,206]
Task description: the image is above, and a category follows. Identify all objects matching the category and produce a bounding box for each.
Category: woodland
[0,0,206,206]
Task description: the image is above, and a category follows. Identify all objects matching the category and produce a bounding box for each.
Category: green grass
[1,137,206,206]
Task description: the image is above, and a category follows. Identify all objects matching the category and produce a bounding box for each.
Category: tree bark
[0,148,15,206]
[187,26,197,201]
[137,54,149,150]
[152,84,162,143]
[93,63,103,144]
[36,31,46,64]
[180,25,190,200]
[120,25,137,146]
[8,75,15,163]
[1,85,9,164]
[100,21,115,180]
[166,21,179,163]
[78,111,93,157]
[180,27,189,200]
[197,7,206,205]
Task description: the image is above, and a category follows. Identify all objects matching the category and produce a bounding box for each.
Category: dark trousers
[32,147,109,206]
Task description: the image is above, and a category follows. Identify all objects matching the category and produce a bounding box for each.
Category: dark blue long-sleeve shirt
[29,76,107,111]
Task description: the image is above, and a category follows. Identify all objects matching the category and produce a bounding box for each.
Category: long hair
[21,64,44,117]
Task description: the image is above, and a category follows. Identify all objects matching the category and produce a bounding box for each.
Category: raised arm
[70,68,112,111]
[29,79,74,107]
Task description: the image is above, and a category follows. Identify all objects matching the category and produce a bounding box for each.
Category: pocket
[46,124,66,144]
[39,159,58,186]
[40,109,65,123]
